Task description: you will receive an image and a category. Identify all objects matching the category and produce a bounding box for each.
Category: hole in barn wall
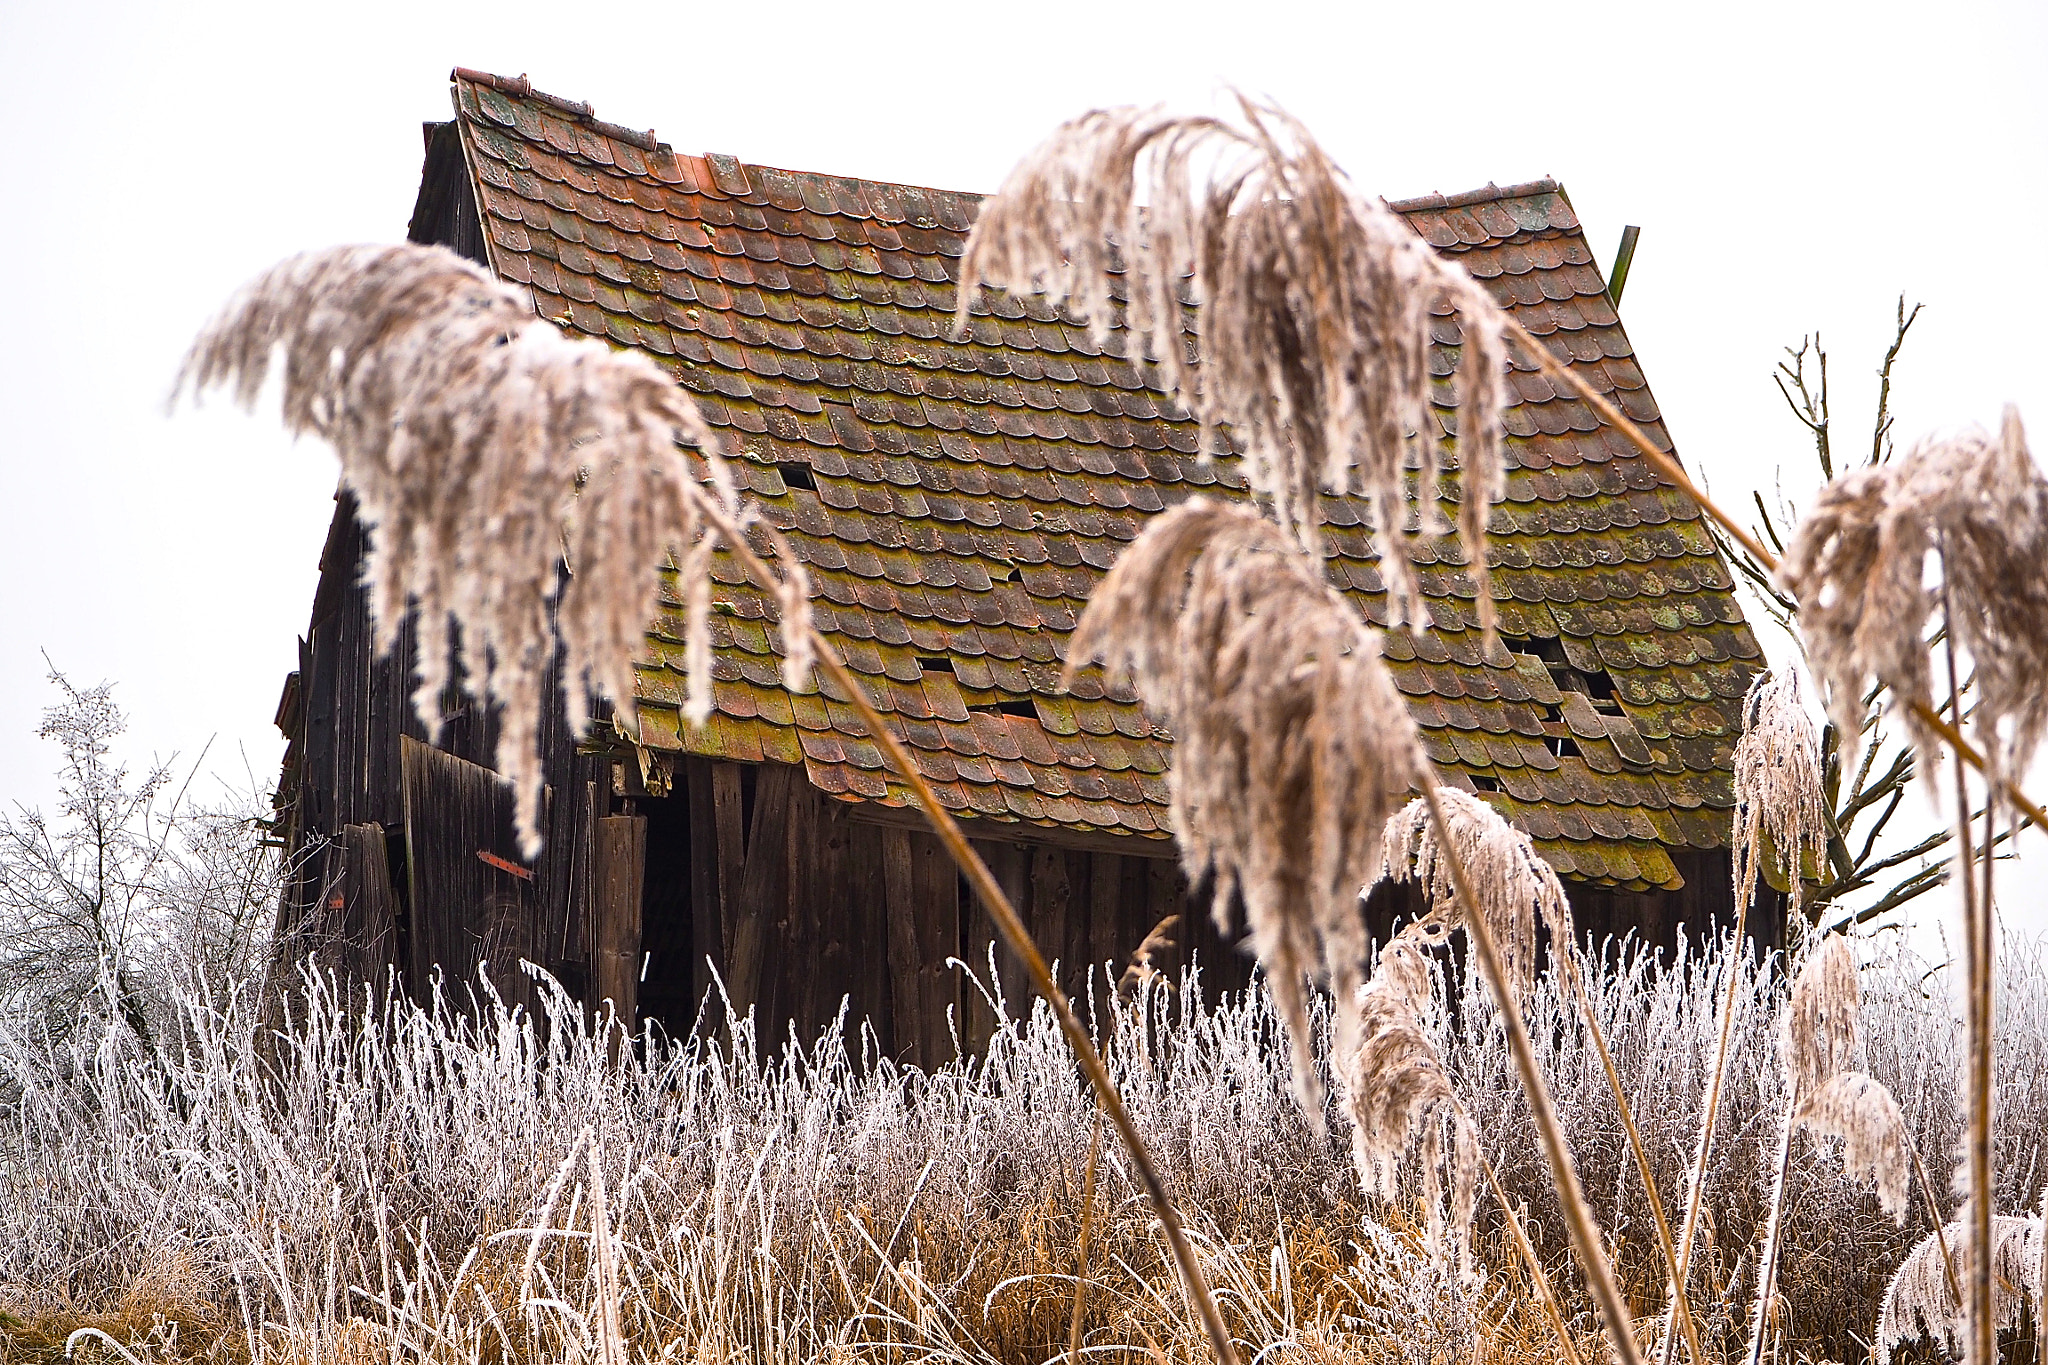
[1469,773,1503,793]
[775,461,817,492]
[916,656,954,674]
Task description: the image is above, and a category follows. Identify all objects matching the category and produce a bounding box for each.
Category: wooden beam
[683,759,725,1007]
[883,827,921,1062]
[1607,224,1641,308]
[592,814,647,1035]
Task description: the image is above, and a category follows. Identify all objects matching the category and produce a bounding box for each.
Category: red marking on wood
[476,849,535,881]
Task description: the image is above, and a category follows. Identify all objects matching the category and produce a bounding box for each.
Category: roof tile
[446,73,1762,886]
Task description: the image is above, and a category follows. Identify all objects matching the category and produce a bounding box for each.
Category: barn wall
[629,759,1252,1064]
[277,121,1764,1051]
[278,495,614,1010]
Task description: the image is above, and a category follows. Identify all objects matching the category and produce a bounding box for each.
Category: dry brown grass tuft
[2,1251,232,1365]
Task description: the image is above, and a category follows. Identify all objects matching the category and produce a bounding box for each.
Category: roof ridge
[451,67,664,154]
[1384,177,1560,213]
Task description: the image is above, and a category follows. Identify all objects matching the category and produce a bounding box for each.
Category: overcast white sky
[1,0,2043,943]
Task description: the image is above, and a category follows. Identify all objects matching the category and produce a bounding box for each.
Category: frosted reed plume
[1780,407,2048,783]
[1378,786,1712,1365]
[177,245,813,854]
[1376,787,1574,1004]
[1876,1216,2042,1365]
[1784,933,1862,1100]
[957,101,1509,632]
[1342,918,1478,1277]
[1730,670,1828,915]
[1794,1072,1911,1222]
[1065,497,1421,1109]
[1752,934,1906,1365]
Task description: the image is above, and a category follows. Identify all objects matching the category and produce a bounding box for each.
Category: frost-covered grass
[3,937,2045,1365]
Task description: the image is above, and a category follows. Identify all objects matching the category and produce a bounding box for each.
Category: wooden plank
[883,827,920,1062]
[963,839,1000,1049]
[399,735,538,1015]
[842,816,892,1049]
[727,763,799,1030]
[803,792,852,1041]
[591,814,647,1032]
[910,831,962,1066]
[684,759,725,1008]
[338,822,399,987]
[1143,856,1187,988]
[966,840,1031,1037]
[1088,851,1122,1016]
[1029,844,1072,1000]
[711,762,747,962]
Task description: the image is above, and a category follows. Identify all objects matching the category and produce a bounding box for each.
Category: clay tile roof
[441,69,1764,891]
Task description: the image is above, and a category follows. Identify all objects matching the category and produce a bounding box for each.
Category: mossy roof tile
[445,69,1767,890]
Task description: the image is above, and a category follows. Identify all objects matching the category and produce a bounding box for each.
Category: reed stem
[1660,898,1751,1365]
[1479,1147,1587,1365]
[1939,561,1995,1365]
[1746,1104,1797,1365]
[1069,1103,1105,1365]
[1417,779,1643,1365]
[1556,946,1707,1365]
[707,519,1240,1365]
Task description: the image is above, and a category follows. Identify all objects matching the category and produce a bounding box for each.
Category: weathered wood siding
[627,759,1251,1063]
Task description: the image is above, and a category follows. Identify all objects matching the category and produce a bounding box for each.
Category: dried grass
[1065,497,1421,1112]
[177,245,811,855]
[957,101,1508,632]
[8,940,2048,1365]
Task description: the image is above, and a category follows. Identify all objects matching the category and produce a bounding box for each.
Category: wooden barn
[271,68,1778,1061]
